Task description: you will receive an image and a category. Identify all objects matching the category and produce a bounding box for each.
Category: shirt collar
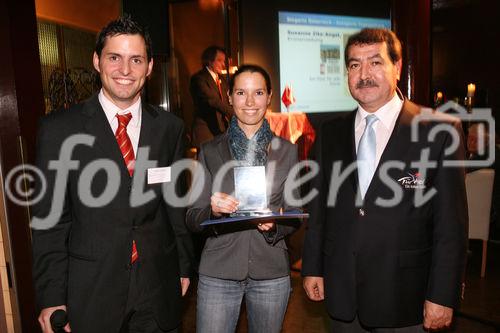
[355,93,403,130]
[206,66,218,82]
[98,89,141,128]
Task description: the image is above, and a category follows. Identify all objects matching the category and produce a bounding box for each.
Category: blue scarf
[227,116,273,166]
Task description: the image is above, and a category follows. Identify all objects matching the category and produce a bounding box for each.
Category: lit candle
[436,91,443,100]
[467,83,476,97]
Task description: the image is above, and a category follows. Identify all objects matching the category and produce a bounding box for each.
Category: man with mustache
[302,28,467,332]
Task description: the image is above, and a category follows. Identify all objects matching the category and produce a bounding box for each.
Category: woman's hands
[210,192,276,231]
[257,221,276,232]
[211,192,239,217]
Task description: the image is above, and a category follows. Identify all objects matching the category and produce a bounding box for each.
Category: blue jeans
[197,274,291,333]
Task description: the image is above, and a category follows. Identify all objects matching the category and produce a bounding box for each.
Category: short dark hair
[201,46,226,67]
[95,15,153,61]
[345,28,402,66]
[229,64,272,94]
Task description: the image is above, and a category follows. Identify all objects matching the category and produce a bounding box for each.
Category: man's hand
[303,276,324,301]
[423,300,453,330]
[38,305,71,333]
[180,277,190,296]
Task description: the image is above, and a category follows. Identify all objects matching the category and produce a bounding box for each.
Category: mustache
[356,79,378,89]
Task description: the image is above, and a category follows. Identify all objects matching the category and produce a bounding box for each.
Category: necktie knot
[116,113,132,128]
[365,114,378,128]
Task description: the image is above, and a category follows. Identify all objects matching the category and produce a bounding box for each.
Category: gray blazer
[186,133,301,280]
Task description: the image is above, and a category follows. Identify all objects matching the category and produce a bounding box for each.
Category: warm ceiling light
[199,0,221,10]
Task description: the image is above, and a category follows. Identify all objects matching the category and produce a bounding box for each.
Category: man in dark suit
[32,16,194,333]
[190,45,233,147]
[302,28,467,332]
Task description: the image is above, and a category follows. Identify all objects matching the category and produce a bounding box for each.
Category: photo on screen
[278,11,391,113]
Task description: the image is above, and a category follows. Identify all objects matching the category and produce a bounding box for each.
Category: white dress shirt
[354,93,403,167]
[98,89,142,156]
[206,66,219,83]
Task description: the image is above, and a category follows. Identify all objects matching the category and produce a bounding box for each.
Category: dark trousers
[331,316,427,333]
[119,262,179,333]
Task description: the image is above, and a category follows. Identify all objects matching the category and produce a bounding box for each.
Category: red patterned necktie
[115,113,138,264]
[115,113,135,176]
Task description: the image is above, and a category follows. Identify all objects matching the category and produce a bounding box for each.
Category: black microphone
[50,309,68,333]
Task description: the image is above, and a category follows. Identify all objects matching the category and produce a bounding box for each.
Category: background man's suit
[190,68,233,145]
[302,100,468,327]
[32,95,194,332]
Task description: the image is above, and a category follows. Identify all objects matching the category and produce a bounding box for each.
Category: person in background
[302,28,467,332]
[190,45,233,147]
[186,64,300,333]
[32,16,194,333]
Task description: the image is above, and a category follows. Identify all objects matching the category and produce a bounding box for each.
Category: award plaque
[233,166,269,214]
[201,209,309,226]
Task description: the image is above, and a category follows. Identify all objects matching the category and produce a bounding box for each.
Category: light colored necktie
[357,114,378,198]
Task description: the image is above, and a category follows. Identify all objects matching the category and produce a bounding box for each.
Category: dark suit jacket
[190,68,233,136]
[31,95,194,332]
[302,100,468,327]
[186,133,300,280]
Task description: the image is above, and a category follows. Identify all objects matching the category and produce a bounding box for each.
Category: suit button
[359,209,365,217]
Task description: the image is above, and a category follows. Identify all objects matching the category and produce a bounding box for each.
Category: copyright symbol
[4,164,46,206]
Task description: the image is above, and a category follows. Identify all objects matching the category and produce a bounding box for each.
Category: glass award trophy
[231,166,271,216]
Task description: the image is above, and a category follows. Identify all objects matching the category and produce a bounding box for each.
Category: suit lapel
[220,76,229,103]
[344,111,359,193]
[137,103,160,162]
[217,133,235,192]
[82,95,130,177]
[203,68,222,101]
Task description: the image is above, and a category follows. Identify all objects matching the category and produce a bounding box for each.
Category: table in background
[265,111,315,160]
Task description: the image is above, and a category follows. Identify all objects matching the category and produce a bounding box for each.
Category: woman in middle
[186,64,301,333]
